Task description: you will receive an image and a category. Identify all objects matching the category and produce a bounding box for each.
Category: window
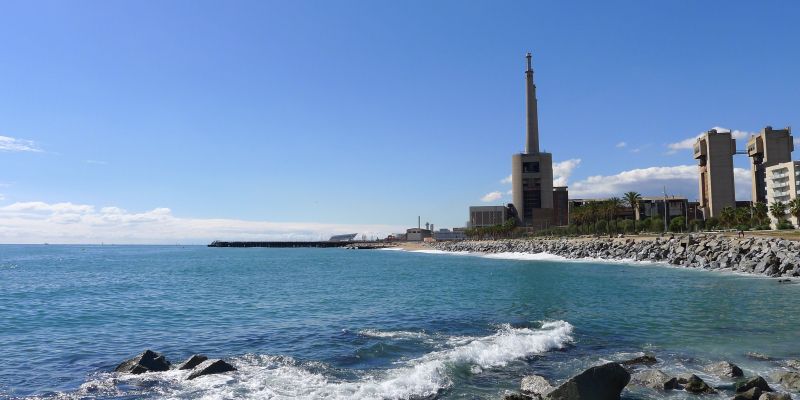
[523,162,540,173]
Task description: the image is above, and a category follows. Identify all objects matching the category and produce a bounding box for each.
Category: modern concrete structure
[468,206,507,228]
[406,228,432,242]
[747,126,794,204]
[694,129,737,218]
[637,196,690,223]
[765,161,800,229]
[432,229,466,241]
[511,53,555,229]
[552,186,569,226]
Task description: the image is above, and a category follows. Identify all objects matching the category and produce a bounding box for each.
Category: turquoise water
[1,245,799,399]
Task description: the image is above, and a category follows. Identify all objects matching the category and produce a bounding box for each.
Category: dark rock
[546,362,630,400]
[758,393,792,400]
[771,371,800,391]
[521,375,554,396]
[736,376,772,393]
[631,369,679,390]
[705,361,744,378]
[683,374,716,394]
[620,353,658,368]
[177,354,208,370]
[504,393,535,400]
[115,350,171,374]
[733,387,763,400]
[186,359,236,380]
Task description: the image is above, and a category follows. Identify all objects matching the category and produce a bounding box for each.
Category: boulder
[504,394,534,400]
[705,361,744,378]
[620,353,658,368]
[733,387,763,400]
[758,393,792,400]
[771,371,800,391]
[683,374,716,394]
[115,350,171,374]
[186,359,236,380]
[177,354,208,370]
[521,375,554,397]
[736,376,773,393]
[546,362,630,400]
[631,369,678,390]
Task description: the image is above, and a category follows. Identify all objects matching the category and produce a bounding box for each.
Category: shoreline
[419,233,800,279]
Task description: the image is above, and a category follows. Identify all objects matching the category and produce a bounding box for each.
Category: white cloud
[666,126,755,154]
[500,175,512,184]
[0,194,4,201]
[553,158,581,187]
[480,191,503,203]
[616,141,627,148]
[0,201,403,244]
[569,164,751,200]
[0,135,42,152]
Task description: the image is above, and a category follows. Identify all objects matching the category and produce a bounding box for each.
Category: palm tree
[605,197,623,235]
[752,202,768,227]
[770,201,787,229]
[787,198,800,228]
[734,206,751,228]
[623,191,642,232]
[720,206,736,228]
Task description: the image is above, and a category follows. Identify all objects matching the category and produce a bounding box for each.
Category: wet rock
[504,393,535,400]
[758,393,792,400]
[736,376,773,393]
[115,350,171,374]
[620,353,658,368]
[631,369,679,390]
[186,359,236,380]
[771,371,800,391]
[521,375,554,397]
[746,352,773,361]
[733,387,763,400]
[705,361,744,378]
[780,360,800,370]
[683,374,717,394]
[546,362,630,400]
[177,354,208,370]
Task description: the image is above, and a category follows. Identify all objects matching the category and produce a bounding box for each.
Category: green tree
[788,198,800,228]
[734,206,752,229]
[669,216,686,232]
[705,217,720,230]
[719,206,736,228]
[752,202,768,227]
[623,191,642,232]
[770,201,787,229]
[595,219,608,234]
[620,219,634,233]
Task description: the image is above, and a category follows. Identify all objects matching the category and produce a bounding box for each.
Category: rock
[758,393,792,400]
[521,375,554,396]
[705,361,744,378]
[620,353,658,368]
[631,369,679,390]
[115,350,171,374]
[733,387,763,400]
[736,376,773,393]
[546,362,630,400]
[780,359,800,370]
[504,393,535,400]
[177,354,208,370]
[683,374,716,394]
[771,371,800,391]
[746,352,773,361]
[186,359,236,380]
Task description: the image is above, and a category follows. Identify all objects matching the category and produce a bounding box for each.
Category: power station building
[694,129,737,218]
[511,53,564,229]
[747,126,794,204]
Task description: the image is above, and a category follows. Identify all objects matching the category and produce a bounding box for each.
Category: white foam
[358,329,429,339]
[410,249,471,256]
[73,321,574,400]
[376,247,404,251]
[481,252,567,261]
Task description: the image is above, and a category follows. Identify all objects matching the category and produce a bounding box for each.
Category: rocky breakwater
[115,350,236,380]
[431,234,800,278]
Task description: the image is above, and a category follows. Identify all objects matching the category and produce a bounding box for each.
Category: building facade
[511,53,556,229]
[747,126,794,204]
[694,129,737,218]
[552,186,569,226]
[765,161,800,229]
[468,206,507,228]
[432,229,466,241]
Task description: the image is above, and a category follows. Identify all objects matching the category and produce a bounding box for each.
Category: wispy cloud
[0,135,42,152]
[0,201,403,244]
[480,191,503,203]
[666,126,754,154]
[569,164,751,200]
[553,158,581,187]
[615,141,627,148]
[500,175,512,184]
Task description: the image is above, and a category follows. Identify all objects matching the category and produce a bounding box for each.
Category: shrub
[669,216,686,232]
[705,217,720,230]
[595,220,608,234]
[620,219,635,233]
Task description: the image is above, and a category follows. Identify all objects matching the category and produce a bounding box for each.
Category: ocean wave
[357,329,430,339]
[66,321,574,400]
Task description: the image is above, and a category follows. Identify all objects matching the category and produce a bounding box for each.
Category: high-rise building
[747,126,794,204]
[765,161,800,229]
[511,53,555,229]
[694,129,736,218]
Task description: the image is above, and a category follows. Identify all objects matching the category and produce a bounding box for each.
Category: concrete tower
[746,126,794,204]
[694,129,736,218]
[512,53,554,228]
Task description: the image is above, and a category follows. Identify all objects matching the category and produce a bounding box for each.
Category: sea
[1,244,799,399]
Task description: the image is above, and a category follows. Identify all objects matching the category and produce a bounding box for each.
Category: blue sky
[1,1,799,243]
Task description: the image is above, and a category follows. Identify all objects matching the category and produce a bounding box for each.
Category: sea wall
[430,234,800,278]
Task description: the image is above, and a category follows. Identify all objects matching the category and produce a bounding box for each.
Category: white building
[765,161,800,228]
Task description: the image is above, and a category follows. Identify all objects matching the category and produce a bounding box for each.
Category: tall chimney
[525,52,540,154]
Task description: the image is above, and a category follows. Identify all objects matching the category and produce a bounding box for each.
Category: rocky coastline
[430,234,800,278]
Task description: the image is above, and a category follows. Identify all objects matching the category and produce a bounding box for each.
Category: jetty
[207,240,396,249]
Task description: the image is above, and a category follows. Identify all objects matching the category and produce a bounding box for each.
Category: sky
[1,0,799,243]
